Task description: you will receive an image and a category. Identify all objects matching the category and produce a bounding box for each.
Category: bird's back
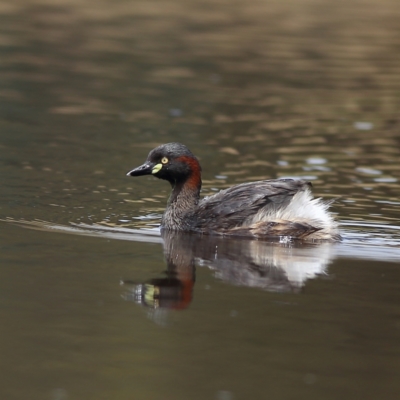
[187,179,340,241]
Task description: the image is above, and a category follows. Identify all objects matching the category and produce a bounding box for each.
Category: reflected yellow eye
[161,157,169,164]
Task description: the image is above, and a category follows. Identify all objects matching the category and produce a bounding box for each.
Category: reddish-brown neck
[176,156,202,192]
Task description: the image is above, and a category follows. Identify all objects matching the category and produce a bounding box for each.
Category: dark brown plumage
[127,143,341,241]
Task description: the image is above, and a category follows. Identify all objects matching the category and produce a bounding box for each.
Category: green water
[1,1,400,399]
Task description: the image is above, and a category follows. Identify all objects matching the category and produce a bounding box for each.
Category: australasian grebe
[127,143,341,241]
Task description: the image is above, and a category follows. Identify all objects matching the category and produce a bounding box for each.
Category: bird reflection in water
[121,231,336,310]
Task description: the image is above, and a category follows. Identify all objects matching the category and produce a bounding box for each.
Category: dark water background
[1,1,400,399]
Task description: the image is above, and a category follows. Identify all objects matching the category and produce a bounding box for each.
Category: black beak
[126,162,154,177]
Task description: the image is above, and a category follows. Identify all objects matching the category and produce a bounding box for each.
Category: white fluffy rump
[249,188,338,231]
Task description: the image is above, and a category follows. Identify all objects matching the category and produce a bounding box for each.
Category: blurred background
[1,1,400,399]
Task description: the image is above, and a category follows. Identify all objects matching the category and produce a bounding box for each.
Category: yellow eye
[161,157,169,164]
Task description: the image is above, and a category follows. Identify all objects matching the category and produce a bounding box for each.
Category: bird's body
[127,143,341,242]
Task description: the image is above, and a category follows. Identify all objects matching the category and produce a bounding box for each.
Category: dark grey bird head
[127,143,202,186]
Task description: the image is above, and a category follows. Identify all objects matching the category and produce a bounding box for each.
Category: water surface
[1,1,400,399]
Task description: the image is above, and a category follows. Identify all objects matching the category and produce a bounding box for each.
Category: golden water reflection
[1,2,400,398]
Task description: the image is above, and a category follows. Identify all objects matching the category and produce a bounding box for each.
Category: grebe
[127,143,340,241]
